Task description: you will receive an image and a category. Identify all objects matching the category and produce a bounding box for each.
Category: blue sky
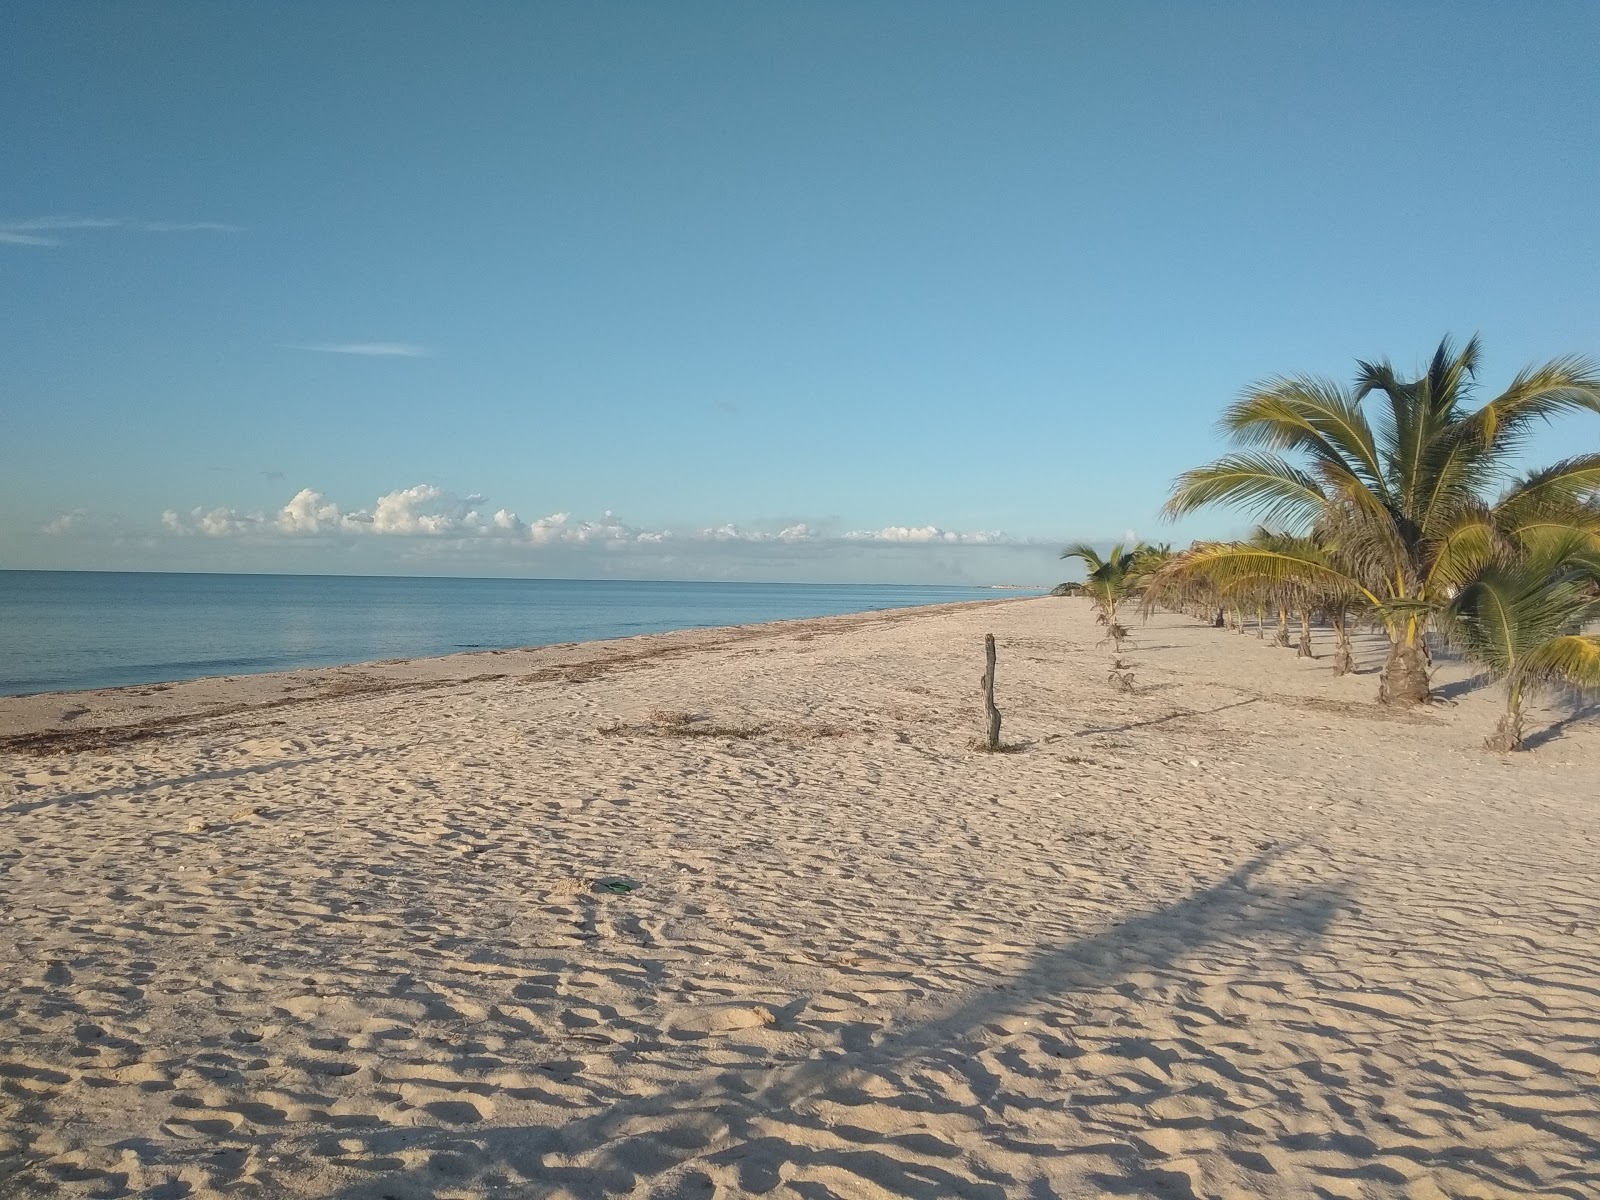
[4,2,1598,583]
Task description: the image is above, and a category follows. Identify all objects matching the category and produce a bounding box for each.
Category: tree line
[1062,337,1600,752]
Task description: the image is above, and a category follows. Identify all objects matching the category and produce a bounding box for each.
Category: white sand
[1,597,1597,1199]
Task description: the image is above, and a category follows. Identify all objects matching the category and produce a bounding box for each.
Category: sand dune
[2,597,1597,1199]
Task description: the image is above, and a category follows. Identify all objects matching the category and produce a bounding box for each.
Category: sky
[4,2,1599,584]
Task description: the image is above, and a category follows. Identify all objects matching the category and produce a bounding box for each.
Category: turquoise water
[0,571,1031,696]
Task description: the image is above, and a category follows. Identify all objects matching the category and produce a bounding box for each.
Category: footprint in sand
[663,1003,778,1038]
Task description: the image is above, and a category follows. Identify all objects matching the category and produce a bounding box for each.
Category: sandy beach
[2,596,1597,1199]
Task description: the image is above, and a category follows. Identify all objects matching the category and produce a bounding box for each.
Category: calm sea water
[0,571,1030,697]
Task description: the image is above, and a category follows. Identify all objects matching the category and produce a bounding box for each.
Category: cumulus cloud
[285,342,432,357]
[276,488,346,534]
[0,216,243,247]
[156,485,1018,551]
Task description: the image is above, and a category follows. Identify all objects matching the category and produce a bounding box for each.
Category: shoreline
[0,595,1025,752]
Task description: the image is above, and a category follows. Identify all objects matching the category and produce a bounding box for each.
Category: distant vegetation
[1057,337,1600,751]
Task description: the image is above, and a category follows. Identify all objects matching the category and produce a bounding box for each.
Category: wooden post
[981,634,1002,750]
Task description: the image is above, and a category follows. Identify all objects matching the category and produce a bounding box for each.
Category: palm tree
[1060,541,1150,643]
[1164,336,1600,705]
[1440,538,1600,750]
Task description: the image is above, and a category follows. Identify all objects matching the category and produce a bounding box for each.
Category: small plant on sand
[1096,622,1133,652]
[647,708,698,729]
[1107,661,1137,693]
[967,737,1027,754]
[659,721,765,739]
[599,711,766,739]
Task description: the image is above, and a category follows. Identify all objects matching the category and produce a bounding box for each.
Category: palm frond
[1519,634,1600,692]
[1059,541,1107,569]
[1442,560,1600,685]
[1496,454,1600,519]
[1163,453,1327,530]
[1221,377,1388,495]
[1148,543,1370,605]
[1466,356,1600,452]
[1420,511,1502,595]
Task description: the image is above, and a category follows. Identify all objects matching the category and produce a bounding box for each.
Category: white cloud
[165,507,266,537]
[156,485,1020,551]
[527,513,571,544]
[694,522,819,544]
[369,484,477,534]
[276,488,346,534]
[0,216,243,247]
[285,342,432,357]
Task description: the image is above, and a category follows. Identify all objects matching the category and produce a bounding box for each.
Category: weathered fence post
[981,634,1002,750]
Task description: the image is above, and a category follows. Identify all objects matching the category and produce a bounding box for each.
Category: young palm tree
[1440,539,1600,750]
[1164,337,1600,705]
[1245,528,1312,651]
[1060,541,1150,642]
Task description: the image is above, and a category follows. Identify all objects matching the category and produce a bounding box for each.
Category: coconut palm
[1164,336,1600,704]
[1440,538,1600,750]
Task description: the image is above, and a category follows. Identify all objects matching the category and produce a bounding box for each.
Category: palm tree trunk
[1378,634,1431,706]
[1485,682,1524,752]
[1231,606,1243,632]
[1256,603,1265,639]
[1296,608,1313,658]
[1332,612,1354,676]
[1275,607,1290,648]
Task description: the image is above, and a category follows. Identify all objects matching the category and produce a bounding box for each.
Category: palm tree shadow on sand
[323,848,1366,1200]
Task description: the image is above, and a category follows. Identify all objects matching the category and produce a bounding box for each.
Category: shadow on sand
[310,849,1355,1200]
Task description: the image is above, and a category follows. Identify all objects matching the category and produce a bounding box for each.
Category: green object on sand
[596,877,641,894]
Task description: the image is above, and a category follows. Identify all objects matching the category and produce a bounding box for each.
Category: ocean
[0,571,1034,697]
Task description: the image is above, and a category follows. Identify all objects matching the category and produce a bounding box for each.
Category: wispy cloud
[0,216,244,247]
[138,221,246,234]
[843,524,1007,544]
[284,342,433,358]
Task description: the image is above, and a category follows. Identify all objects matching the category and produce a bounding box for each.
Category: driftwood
[980,634,1002,750]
